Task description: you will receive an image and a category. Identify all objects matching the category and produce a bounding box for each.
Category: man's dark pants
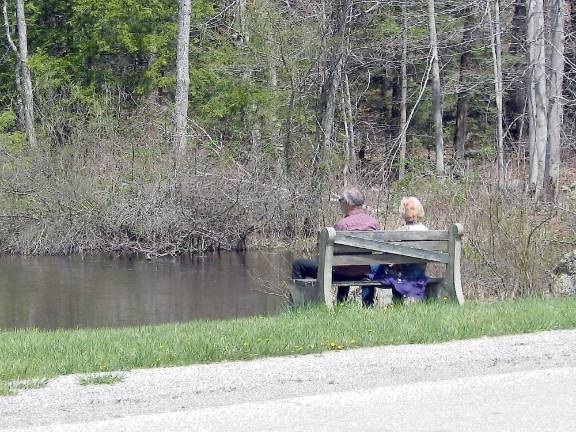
[291,258,375,307]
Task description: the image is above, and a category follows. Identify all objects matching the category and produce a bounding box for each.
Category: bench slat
[331,280,383,287]
[331,277,445,287]
[389,240,448,252]
[336,230,450,242]
[336,235,450,264]
[293,278,445,288]
[333,254,428,265]
[334,240,448,254]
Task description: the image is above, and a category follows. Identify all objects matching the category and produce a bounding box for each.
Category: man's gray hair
[341,187,365,207]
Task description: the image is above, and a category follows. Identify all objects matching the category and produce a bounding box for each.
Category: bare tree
[453,7,474,160]
[509,0,528,142]
[174,0,191,157]
[398,0,408,178]
[313,0,352,190]
[487,0,505,187]
[243,1,260,178]
[427,0,445,176]
[342,69,357,186]
[236,0,248,43]
[527,0,548,197]
[3,0,36,146]
[264,21,283,179]
[544,0,566,201]
[526,0,536,185]
[282,64,297,179]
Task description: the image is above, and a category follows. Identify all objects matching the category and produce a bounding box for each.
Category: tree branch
[2,0,18,55]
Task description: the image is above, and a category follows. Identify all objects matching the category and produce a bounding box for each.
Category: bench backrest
[317,224,464,307]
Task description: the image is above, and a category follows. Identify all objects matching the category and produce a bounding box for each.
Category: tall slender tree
[427,0,445,175]
[342,70,357,186]
[509,0,528,142]
[3,0,36,146]
[313,0,351,190]
[174,0,191,157]
[488,0,505,187]
[453,7,474,160]
[544,0,566,201]
[527,0,537,185]
[398,0,408,178]
[527,0,548,197]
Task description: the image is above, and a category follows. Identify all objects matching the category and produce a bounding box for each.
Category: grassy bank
[1,297,576,392]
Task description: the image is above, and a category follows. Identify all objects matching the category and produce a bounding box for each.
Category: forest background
[1,0,575,300]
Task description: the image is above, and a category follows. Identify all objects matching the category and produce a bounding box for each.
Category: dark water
[0,252,292,330]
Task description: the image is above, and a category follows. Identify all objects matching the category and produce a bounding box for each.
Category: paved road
[2,330,576,431]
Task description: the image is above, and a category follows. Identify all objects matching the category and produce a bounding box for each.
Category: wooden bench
[311,223,464,308]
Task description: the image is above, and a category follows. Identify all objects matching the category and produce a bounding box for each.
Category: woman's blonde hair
[399,197,424,223]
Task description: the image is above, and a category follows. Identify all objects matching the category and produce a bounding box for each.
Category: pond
[0,252,292,330]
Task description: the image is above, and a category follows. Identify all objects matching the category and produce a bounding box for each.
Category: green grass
[78,373,124,386]
[0,297,575,388]
[0,382,14,396]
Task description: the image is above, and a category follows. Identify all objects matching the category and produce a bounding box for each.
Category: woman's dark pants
[291,258,375,307]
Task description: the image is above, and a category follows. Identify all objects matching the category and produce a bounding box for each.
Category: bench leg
[446,223,465,304]
[317,228,336,309]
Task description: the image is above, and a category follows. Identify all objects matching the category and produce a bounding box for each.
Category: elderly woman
[396,197,427,232]
[369,197,429,302]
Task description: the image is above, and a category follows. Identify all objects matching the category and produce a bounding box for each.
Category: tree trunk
[342,70,356,185]
[15,0,35,146]
[564,0,575,146]
[236,0,248,43]
[510,0,528,54]
[527,0,548,197]
[427,0,445,175]
[282,67,296,179]
[313,0,351,190]
[314,55,344,174]
[174,0,191,157]
[527,0,537,187]
[4,0,36,146]
[488,0,505,187]
[249,101,262,174]
[262,15,283,179]
[509,0,528,142]
[453,7,473,160]
[544,0,565,201]
[398,0,408,178]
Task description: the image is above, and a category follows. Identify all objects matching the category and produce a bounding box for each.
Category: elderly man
[291,187,380,306]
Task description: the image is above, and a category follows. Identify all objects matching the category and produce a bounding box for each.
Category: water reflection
[0,252,292,330]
